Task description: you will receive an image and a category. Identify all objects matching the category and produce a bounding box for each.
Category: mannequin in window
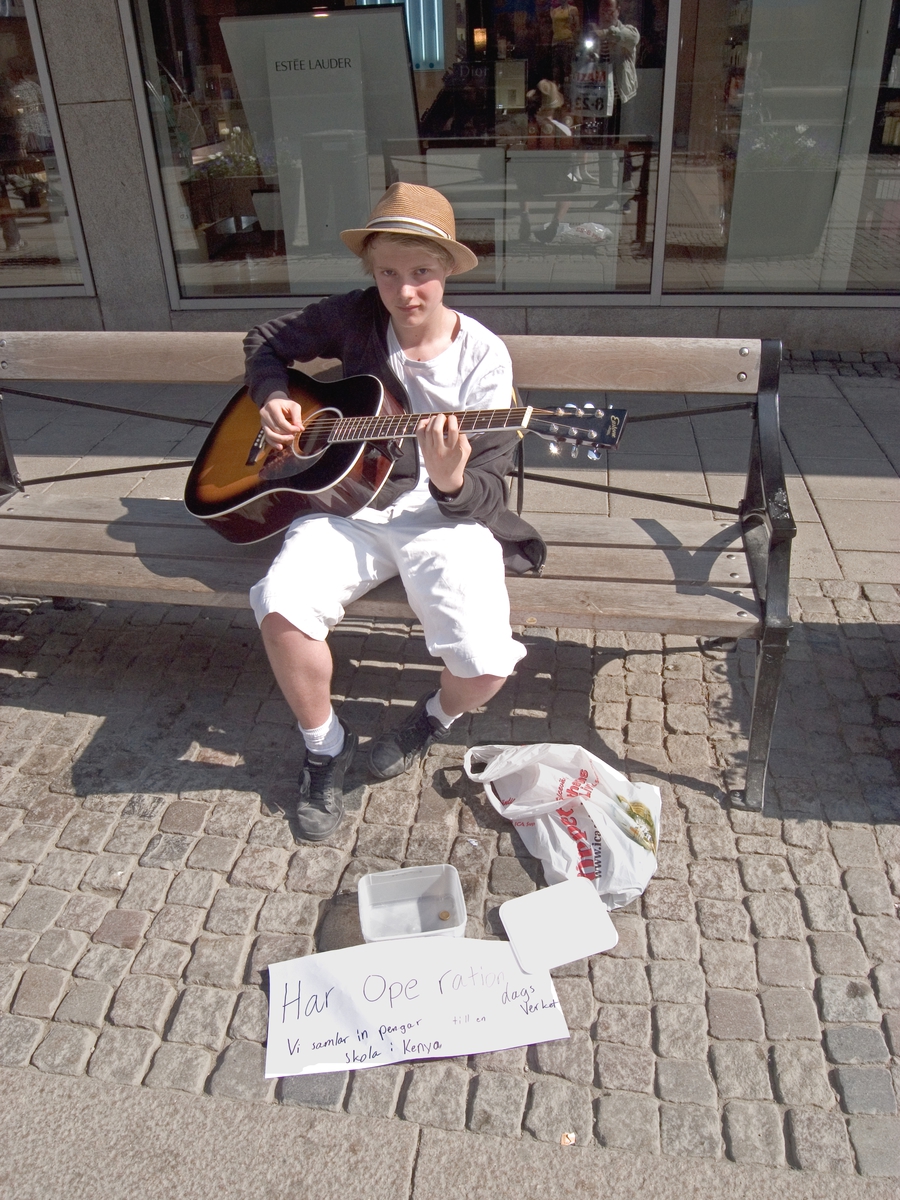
[8,57,52,156]
[0,68,24,253]
[550,0,580,92]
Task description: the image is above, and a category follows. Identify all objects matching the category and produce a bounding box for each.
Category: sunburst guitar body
[184,370,398,544]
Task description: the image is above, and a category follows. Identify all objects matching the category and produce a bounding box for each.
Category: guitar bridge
[246,429,267,466]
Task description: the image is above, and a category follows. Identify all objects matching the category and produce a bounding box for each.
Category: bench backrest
[0,332,762,395]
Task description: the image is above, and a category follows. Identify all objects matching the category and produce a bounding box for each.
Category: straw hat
[340,183,478,274]
[537,79,565,110]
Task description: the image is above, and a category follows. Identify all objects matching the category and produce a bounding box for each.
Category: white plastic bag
[555,221,613,244]
[464,743,662,909]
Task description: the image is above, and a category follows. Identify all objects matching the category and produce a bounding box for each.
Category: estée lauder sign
[265,23,364,133]
[273,56,354,71]
[266,19,366,264]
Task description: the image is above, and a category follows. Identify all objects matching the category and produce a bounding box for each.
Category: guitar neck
[326,406,533,445]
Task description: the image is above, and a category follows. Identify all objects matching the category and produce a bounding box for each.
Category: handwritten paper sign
[265,938,569,1077]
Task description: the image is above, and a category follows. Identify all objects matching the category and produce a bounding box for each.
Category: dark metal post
[734,340,795,811]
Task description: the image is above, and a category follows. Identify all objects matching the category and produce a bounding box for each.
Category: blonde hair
[359,231,457,276]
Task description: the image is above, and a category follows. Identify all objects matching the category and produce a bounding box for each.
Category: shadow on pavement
[0,598,894,831]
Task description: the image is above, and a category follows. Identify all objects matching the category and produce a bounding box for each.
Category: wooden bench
[0,332,794,811]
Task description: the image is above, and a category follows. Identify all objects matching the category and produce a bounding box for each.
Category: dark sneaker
[295,723,357,842]
[368,690,453,780]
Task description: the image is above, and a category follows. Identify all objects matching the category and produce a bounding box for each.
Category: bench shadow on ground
[0,600,894,828]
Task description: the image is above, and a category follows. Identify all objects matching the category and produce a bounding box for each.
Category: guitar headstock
[529,404,627,459]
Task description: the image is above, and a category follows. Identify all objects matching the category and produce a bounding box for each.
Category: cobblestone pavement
[0,576,898,1183]
[781,349,900,378]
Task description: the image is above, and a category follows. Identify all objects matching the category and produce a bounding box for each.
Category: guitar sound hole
[293,408,341,460]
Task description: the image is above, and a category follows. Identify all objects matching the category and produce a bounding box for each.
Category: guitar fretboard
[325,407,532,444]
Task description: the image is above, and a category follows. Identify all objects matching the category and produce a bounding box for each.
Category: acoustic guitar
[184,368,626,545]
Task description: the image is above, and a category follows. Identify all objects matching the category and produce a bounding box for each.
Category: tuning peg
[570,446,579,459]
[587,448,601,461]
[583,402,596,412]
[548,442,560,456]
[548,423,559,434]
[574,408,585,418]
[568,427,579,439]
[554,407,567,416]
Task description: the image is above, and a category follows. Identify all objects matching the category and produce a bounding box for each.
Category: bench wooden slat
[0,547,254,608]
[0,525,752,589]
[0,495,743,550]
[1,332,761,394]
[0,516,272,565]
[0,332,339,386]
[0,546,759,636]
[0,498,757,631]
[502,337,761,394]
[530,513,742,550]
[0,498,753,590]
[354,576,760,636]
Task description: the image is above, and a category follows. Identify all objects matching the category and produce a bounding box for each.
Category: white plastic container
[357,864,467,942]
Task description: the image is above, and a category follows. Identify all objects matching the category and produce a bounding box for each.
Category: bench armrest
[740,339,796,628]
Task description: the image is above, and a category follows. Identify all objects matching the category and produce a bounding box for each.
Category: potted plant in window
[727,121,838,259]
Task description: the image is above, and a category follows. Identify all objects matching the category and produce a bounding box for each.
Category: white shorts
[249,500,527,679]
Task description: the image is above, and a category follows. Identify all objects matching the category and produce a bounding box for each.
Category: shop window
[665,0,900,294]
[0,0,87,289]
[357,0,444,70]
[131,0,668,299]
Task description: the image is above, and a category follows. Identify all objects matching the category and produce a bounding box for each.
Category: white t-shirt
[378,313,514,511]
[387,312,512,416]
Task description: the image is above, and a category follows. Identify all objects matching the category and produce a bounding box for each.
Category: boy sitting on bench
[244,183,544,842]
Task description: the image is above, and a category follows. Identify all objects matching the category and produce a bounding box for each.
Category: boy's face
[369,239,450,333]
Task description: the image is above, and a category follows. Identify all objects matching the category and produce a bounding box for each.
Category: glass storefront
[132,0,666,297]
[0,0,87,289]
[130,0,900,301]
[665,0,900,294]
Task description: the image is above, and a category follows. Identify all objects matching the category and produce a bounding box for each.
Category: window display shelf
[870,0,900,151]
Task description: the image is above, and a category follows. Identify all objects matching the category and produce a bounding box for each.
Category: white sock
[426,690,458,729]
[299,709,344,758]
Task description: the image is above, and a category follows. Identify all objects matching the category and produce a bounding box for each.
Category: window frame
[0,0,95,298]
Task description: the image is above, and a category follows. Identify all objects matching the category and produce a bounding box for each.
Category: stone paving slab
[2,1066,899,1200]
[412,1127,899,1200]
[776,372,900,587]
[0,1065,419,1200]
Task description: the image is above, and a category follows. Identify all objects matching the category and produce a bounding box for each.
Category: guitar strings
[289,407,600,443]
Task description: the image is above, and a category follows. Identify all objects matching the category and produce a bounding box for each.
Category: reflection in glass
[665,0,900,294]
[0,3,84,287]
[133,0,666,299]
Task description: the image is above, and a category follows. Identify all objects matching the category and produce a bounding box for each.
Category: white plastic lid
[499,878,619,974]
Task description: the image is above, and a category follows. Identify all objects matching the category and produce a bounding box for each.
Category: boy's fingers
[261,400,305,445]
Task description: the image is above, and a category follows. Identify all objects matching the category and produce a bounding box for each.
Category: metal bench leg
[739,624,789,811]
[731,340,793,813]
